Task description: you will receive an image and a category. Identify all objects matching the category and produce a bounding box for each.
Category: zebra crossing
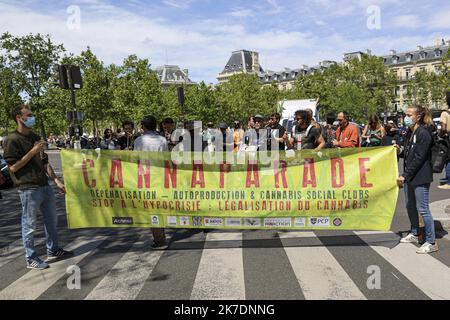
[0,229,449,300]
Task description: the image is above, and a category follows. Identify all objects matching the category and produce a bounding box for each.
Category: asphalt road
[1,151,450,300]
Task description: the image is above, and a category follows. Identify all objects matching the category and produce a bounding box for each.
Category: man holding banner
[134,115,169,249]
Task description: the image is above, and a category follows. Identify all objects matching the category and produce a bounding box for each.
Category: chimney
[390,49,396,55]
[417,45,423,51]
[183,69,189,78]
[251,51,260,73]
[436,38,442,46]
[366,49,372,55]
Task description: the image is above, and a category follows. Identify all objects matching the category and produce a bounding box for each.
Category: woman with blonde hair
[397,105,438,254]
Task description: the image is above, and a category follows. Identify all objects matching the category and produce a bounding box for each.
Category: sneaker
[400,233,419,244]
[416,242,439,254]
[27,258,49,270]
[151,241,168,250]
[438,184,450,190]
[46,248,74,262]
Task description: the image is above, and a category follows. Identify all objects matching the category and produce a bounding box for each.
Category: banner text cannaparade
[81,157,374,189]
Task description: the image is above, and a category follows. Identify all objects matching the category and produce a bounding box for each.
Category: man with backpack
[287,110,325,151]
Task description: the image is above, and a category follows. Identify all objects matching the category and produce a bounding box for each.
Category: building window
[406,54,412,62]
[435,65,441,74]
[435,50,442,57]
[406,69,411,79]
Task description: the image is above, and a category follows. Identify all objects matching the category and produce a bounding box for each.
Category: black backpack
[431,136,449,173]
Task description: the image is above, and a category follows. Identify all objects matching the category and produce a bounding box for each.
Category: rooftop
[154,65,196,85]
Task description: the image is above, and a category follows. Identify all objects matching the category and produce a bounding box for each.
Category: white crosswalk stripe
[1,230,450,300]
[0,236,106,300]
[355,231,450,300]
[85,234,169,300]
[0,238,42,269]
[190,233,245,300]
[279,232,366,300]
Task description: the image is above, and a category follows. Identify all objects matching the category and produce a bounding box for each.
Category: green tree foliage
[1,32,449,136]
[0,32,65,137]
[0,56,22,134]
[111,55,163,126]
[290,55,398,123]
[215,73,278,125]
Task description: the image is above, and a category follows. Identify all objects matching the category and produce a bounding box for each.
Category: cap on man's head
[219,122,228,129]
[254,115,264,120]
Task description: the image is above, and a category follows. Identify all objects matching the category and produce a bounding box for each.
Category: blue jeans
[445,162,450,185]
[18,185,59,261]
[404,183,436,244]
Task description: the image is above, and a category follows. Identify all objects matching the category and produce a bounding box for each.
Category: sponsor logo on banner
[180,216,190,226]
[244,218,261,227]
[151,215,160,225]
[112,217,133,225]
[294,218,306,227]
[333,218,343,227]
[204,218,224,227]
[264,218,292,228]
[309,217,330,227]
[167,216,177,226]
[225,218,242,226]
[192,216,203,227]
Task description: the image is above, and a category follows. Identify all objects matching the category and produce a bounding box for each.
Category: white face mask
[404,116,415,127]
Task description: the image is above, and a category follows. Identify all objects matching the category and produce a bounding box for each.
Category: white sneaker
[400,233,419,243]
[416,242,438,254]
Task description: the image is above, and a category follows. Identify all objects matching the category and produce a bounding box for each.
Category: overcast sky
[0,0,449,83]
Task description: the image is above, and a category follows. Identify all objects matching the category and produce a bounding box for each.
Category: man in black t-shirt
[287,110,325,150]
[269,112,287,151]
[3,105,73,270]
[117,120,138,150]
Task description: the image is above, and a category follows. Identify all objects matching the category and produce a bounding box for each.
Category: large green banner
[61,147,399,230]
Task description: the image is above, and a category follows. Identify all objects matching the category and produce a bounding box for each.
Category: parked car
[0,155,13,190]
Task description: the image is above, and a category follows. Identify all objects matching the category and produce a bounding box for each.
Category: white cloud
[230,8,254,18]
[162,0,194,9]
[391,15,421,28]
[0,0,448,84]
[429,8,450,29]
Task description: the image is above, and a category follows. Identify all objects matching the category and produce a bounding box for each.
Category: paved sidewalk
[431,200,450,232]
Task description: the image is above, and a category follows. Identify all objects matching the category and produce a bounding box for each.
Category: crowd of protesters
[1,100,449,259]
